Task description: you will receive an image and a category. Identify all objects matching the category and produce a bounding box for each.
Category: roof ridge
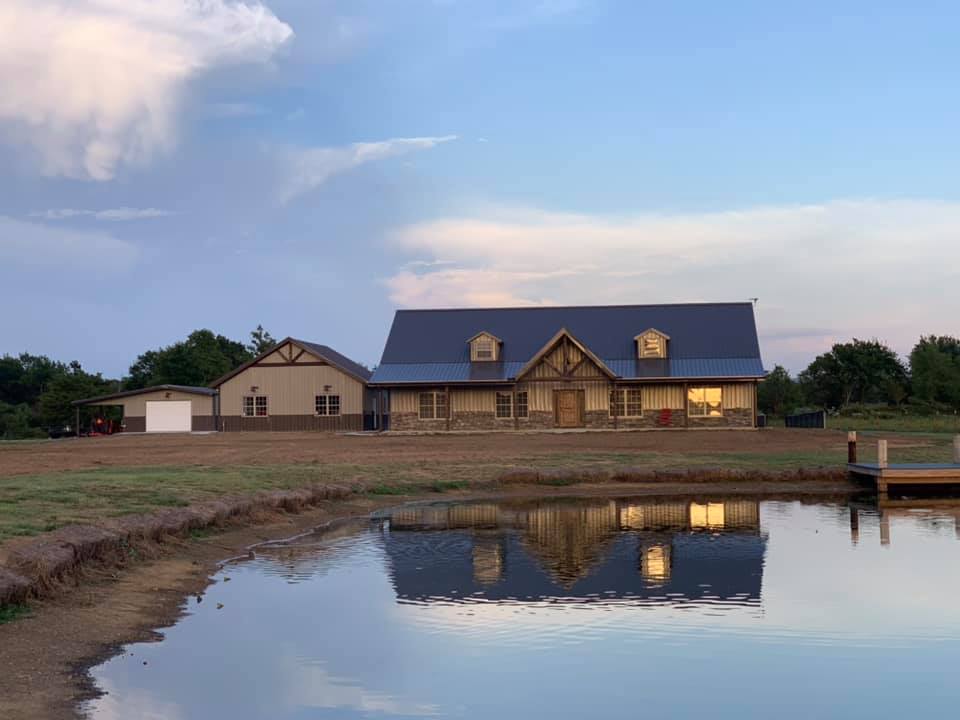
[394,301,755,313]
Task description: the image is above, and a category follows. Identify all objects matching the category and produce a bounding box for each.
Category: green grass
[831,415,960,435]
[0,603,31,624]
[0,431,954,543]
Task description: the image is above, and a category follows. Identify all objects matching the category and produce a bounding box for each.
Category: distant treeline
[0,326,275,439]
[759,336,960,417]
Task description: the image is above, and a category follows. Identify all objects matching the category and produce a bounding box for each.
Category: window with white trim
[495,392,512,418]
[315,394,341,416]
[516,391,529,419]
[610,388,642,417]
[688,387,723,417]
[243,395,268,417]
[419,391,448,420]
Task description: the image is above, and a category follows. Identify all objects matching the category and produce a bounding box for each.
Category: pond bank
[0,472,859,720]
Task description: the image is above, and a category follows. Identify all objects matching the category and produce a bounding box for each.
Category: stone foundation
[688,409,753,428]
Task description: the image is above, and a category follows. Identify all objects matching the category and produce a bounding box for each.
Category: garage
[146,401,192,433]
[72,385,218,434]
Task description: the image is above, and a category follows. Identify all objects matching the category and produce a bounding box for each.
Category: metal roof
[370,303,764,385]
[72,384,216,406]
[209,337,371,387]
[371,358,765,384]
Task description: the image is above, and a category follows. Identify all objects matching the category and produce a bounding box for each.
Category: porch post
[445,385,451,431]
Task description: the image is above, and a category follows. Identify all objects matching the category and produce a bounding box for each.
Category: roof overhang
[72,385,216,406]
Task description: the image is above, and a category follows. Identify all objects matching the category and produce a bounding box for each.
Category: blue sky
[1,0,958,376]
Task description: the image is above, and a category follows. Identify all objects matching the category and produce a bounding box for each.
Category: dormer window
[635,329,669,359]
[469,332,501,362]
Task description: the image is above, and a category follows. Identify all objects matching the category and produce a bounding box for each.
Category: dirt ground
[0,428,878,478]
[0,478,858,720]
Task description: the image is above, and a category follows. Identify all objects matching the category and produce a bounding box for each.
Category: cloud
[0,0,293,181]
[0,216,139,271]
[205,102,268,118]
[385,199,960,369]
[32,208,173,221]
[277,135,457,203]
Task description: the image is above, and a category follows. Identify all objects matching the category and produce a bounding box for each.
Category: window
[475,337,494,360]
[610,388,642,417]
[315,394,341,416]
[243,395,268,417]
[419,391,448,420]
[636,330,668,359]
[496,392,512,418]
[688,387,723,417]
[516,391,529,419]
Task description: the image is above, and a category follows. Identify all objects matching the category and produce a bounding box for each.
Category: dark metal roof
[209,337,371,387]
[371,303,764,384]
[72,384,216,406]
[290,339,372,382]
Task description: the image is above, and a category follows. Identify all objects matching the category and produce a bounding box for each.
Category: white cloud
[0,216,139,271]
[385,199,960,369]
[277,135,457,203]
[0,0,293,181]
[32,208,173,221]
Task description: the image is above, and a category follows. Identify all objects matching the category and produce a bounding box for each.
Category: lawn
[1,431,954,542]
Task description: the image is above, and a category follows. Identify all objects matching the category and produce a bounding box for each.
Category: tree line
[0,326,275,439]
[758,336,960,417]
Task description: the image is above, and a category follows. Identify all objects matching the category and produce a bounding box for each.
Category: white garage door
[145,401,192,433]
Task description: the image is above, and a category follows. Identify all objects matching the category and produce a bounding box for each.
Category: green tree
[38,361,115,429]
[798,339,908,409]
[125,330,252,389]
[757,365,803,416]
[910,335,960,408]
[248,325,277,355]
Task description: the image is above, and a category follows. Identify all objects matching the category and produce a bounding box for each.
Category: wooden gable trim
[633,328,671,341]
[210,337,369,387]
[515,328,617,381]
[466,330,503,344]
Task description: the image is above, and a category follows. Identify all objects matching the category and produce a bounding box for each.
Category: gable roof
[370,303,764,385]
[514,327,616,381]
[209,337,371,387]
[73,384,216,406]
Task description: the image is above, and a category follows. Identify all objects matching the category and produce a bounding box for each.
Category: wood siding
[220,361,366,416]
[256,342,321,365]
[116,391,215,418]
[390,382,754,416]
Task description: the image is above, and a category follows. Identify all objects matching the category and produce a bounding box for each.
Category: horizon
[2,2,958,377]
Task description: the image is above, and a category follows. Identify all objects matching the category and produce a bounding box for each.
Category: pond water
[85,495,960,719]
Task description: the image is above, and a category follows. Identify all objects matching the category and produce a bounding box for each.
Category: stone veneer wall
[389,395,753,431]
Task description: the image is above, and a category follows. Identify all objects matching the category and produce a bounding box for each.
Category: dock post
[878,439,888,468]
[953,435,960,464]
[847,431,858,463]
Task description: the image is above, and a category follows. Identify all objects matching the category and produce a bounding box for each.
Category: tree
[910,335,960,408]
[798,339,908,409]
[248,325,277,355]
[757,365,803,416]
[125,330,253,389]
[38,362,115,429]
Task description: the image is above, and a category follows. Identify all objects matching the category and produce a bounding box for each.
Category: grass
[0,431,955,542]
[0,603,31,624]
[831,415,960,435]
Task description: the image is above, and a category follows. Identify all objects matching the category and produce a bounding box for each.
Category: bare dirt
[0,428,867,478]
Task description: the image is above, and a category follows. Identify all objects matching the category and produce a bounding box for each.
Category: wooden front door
[555,389,583,428]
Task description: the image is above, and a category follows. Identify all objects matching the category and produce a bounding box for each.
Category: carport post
[75,407,80,438]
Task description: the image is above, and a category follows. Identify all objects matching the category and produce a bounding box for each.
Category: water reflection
[382,499,765,607]
[850,497,960,546]
[84,494,960,720]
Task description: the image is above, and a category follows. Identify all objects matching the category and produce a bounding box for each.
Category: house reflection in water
[381,498,766,606]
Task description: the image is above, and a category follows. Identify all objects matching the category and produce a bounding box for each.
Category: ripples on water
[85,495,960,719]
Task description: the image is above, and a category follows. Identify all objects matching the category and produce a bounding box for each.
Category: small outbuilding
[209,337,374,432]
[72,385,217,433]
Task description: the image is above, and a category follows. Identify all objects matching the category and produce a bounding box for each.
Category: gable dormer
[635,328,670,359]
[468,331,501,362]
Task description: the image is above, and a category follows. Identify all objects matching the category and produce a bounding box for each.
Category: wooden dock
[847,433,960,494]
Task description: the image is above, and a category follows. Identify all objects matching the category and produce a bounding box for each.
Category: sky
[1,0,958,377]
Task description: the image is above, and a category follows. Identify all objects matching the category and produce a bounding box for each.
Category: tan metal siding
[390,389,420,413]
[722,383,755,410]
[119,391,214,417]
[451,389,496,412]
[220,364,365,415]
[522,381,610,412]
[641,385,685,410]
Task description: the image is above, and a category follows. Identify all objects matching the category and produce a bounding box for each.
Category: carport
[72,385,218,434]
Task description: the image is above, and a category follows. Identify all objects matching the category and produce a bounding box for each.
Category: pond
[84,494,960,719]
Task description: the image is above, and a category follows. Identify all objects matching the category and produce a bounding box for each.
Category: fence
[785,410,827,429]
